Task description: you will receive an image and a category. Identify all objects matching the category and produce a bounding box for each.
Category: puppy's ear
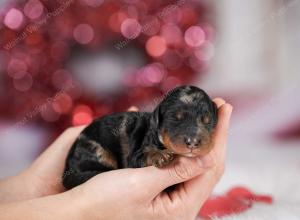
[151,106,161,129]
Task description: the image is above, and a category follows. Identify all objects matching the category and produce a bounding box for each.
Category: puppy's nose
[184,136,201,148]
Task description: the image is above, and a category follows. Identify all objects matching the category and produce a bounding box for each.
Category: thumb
[135,154,214,197]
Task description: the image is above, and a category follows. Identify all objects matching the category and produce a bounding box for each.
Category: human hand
[0,126,86,203]
[0,99,232,220]
[68,99,232,220]
[0,106,139,203]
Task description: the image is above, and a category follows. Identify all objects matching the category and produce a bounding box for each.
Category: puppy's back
[63,111,150,189]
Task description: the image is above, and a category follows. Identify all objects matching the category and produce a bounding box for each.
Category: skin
[0,99,232,220]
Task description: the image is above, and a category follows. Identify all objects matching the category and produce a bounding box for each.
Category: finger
[135,155,214,198]
[180,169,219,212]
[128,106,139,112]
[213,98,226,108]
[50,126,86,151]
[32,126,86,167]
[213,103,233,152]
[179,154,225,207]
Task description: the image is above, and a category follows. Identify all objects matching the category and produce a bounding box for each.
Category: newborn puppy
[63,86,218,189]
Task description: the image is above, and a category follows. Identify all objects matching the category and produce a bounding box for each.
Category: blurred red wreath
[0,0,215,134]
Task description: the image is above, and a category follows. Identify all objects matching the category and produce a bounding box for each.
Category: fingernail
[197,155,214,168]
[128,106,138,112]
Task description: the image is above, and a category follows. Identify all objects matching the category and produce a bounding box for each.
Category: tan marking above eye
[202,115,211,124]
[176,112,184,120]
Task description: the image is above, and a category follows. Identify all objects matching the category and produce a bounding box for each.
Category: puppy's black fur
[63,86,218,189]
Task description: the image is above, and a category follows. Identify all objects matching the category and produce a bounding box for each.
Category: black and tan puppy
[63,86,218,189]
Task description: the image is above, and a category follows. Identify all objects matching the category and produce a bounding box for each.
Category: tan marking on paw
[145,148,174,168]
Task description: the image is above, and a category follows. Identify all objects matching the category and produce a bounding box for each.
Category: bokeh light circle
[126,6,139,19]
[146,36,167,57]
[121,18,142,39]
[73,24,95,44]
[52,94,73,114]
[24,0,44,20]
[4,8,24,30]
[161,24,182,46]
[194,41,215,61]
[184,26,205,47]
[13,74,33,92]
[10,71,27,79]
[41,104,60,122]
[72,105,93,126]
[141,16,160,36]
[137,63,165,86]
[162,6,182,24]
[51,69,73,90]
[145,63,165,84]
[81,0,104,7]
[109,12,128,32]
[7,59,28,78]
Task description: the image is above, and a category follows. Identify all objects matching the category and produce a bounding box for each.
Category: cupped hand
[26,106,141,197]
[0,100,232,220]
[0,107,140,203]
[68,99,232,220]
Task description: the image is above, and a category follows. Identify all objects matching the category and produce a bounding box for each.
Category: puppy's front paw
[151,151,174,168]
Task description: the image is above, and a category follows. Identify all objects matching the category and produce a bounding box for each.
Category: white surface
[211,87,300,219]
[0,124,47,178]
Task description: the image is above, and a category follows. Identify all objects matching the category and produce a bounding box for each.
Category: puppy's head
[152,85,218,157]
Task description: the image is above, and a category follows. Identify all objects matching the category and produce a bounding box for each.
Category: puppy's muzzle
[184,136,201,149]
